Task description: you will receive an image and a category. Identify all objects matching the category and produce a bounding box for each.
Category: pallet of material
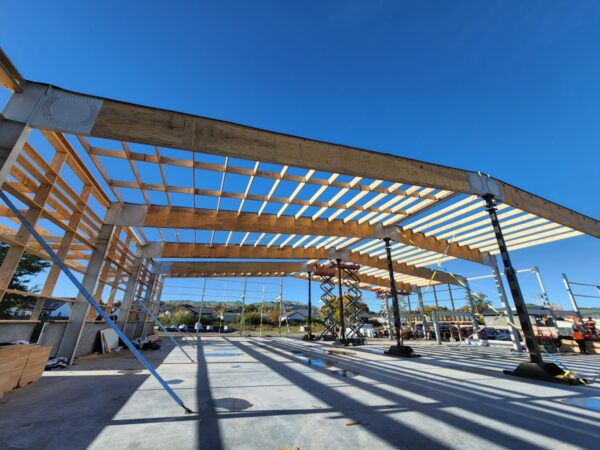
[0,345,31,397]
[0,344,52,397]
[19,345,52,386]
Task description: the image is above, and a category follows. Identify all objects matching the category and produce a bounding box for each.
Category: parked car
[495,329,512,341]
[467,327,498,340]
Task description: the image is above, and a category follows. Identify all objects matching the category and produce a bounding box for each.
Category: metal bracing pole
[562,273,583,322]
[483,194,543,364]
[533,267,550,308]
[384,238,403,348]
[0,190,192,413]
[57,222,115,363]
[448,284,456,311]
[137,300,195,363]
[240,277,247,336]
[307,271,312,339]
[278,277,283,337]
[336,259,346,343]
[492,262,523,352]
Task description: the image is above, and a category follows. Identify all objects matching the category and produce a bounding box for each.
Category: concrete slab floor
[1,337,600,449]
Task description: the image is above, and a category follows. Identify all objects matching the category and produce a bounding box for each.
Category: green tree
[170,307,196,326]
[157,312,172,327]
[0,243,51,319]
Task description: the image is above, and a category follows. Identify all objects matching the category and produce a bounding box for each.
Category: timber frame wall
[0,48,598,360]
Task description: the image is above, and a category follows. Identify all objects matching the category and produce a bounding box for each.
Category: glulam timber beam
[106,204,491,265]
[153,242,459,285]
[293,272,415,293]
[154,260,411,291]
[1,65,598,238]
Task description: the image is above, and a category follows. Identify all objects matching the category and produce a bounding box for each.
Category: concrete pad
[1,337,600,449]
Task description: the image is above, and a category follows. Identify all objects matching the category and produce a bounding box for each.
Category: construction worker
[572,324,587,354]
[585,317,596,336]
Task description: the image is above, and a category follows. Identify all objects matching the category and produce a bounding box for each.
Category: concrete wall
[143,322,154,336]
[39,321,68,357]
[0,319,155,358]
[0,322,35,343]
[74,322,108,357]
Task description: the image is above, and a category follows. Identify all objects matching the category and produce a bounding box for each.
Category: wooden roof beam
[106,203,491,265]
[2,76,598,238]
[151,242,460,285]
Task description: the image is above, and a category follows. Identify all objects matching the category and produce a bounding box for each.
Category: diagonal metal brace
[0,190,193,414]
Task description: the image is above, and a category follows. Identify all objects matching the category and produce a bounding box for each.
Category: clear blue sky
[2,1,600,311]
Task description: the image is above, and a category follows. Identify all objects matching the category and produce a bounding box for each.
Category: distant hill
[161,299,304,310]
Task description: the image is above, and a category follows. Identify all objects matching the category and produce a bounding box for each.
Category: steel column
[307,271,313,339]
[336,259,346,343]
[484,194,542,364]
[384,237,403,348]
[117,256,143,330]
[57,223,116,363]
[417,288,428,338]
[137,300,195,363]
[135,272,156,338]
[492,262,523,352]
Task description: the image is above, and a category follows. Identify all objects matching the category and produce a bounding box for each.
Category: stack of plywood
[0,344,51,397]
[19,345,52,386]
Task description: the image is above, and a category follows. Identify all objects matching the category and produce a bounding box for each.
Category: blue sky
[2,1,600,311]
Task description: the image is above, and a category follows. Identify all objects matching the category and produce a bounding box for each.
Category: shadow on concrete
[235,337,600,449]
[226,338,453,449]
[0,344,174,449]
[195,337,224,450]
